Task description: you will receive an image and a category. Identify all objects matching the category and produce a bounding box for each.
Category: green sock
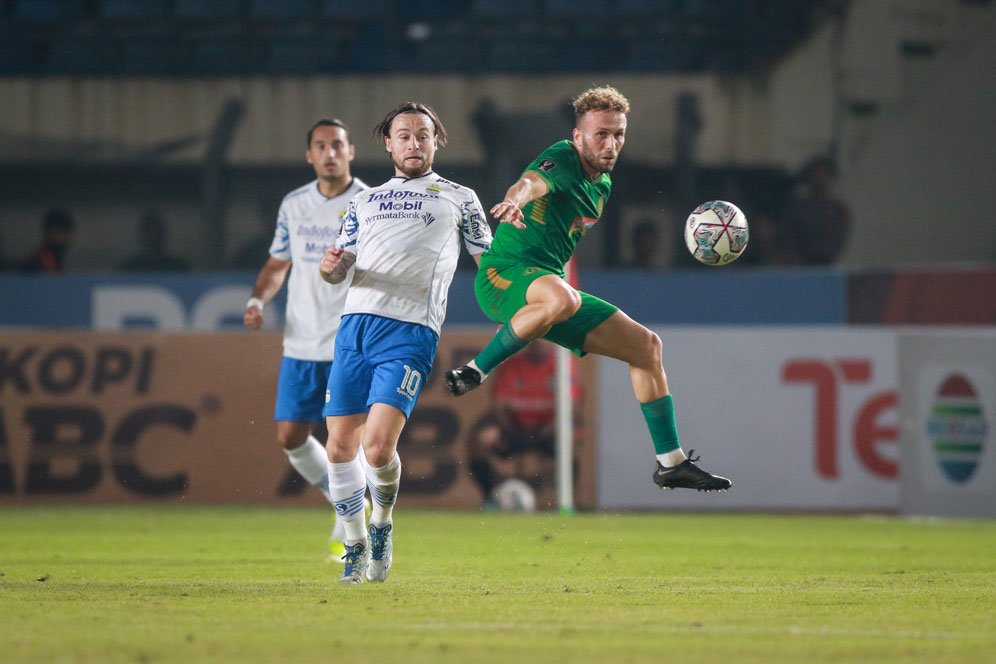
[475,324,528,374]
[640,394,680,454]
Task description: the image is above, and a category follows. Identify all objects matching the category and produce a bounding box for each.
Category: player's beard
[395,153,433,179]
[579,141,616,174]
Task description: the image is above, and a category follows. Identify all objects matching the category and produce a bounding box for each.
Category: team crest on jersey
[426,184,440,193]
[537,159,557,172]
[568,197,603,238]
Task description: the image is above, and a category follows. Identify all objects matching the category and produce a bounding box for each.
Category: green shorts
[473,262,618,356]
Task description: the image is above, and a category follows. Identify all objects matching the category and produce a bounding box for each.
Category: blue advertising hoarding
[0,269,845,330]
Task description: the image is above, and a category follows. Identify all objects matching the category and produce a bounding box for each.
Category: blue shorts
[323,314,438,419]
[274,356,333,423]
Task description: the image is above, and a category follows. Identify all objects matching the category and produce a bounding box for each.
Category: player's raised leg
[326,413,369,583]
[446,273,579,395]
[279,422,333,502]
[582,310,732,492]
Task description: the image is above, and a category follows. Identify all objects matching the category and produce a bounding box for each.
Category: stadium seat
[0,32,39,74]
[99,0,171,21]
[191,34,264,75]
[321,0,388,22]
[247,0,318,21]
[13,0,89,22]
[627,35,702,73]
[614,0,679,17]
[470,0,538,19]
[46,33,118,74]
[484,37,560,72]
[414,37,483,73]
[396,0,465,20]
[682,0,746,20]
[344,26,392,71]
[545,0,606,18]
[172,0,242,22]
[268,32,342,73]
[120,32,184,74]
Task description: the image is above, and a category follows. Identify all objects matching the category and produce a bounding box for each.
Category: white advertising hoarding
[899,331,996,518]
[597,327,899,511]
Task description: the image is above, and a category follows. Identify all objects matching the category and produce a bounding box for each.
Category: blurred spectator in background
[232,194,284,270]
[466,340,581,508]
[781,155,851,265]
[627,218,662,269]
[19,207,76,273]
[118,211,190,272]
[0,231,11,271]
[736,210,796,268]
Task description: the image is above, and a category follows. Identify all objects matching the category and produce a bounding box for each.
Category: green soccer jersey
[483,140,611,275]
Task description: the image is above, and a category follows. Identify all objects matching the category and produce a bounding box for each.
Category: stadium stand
[172,0,242,22]
[0,0,839,76]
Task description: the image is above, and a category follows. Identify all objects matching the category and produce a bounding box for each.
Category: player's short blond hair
[572,86,630,122]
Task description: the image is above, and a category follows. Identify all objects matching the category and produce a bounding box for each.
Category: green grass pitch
[1,507,994,663]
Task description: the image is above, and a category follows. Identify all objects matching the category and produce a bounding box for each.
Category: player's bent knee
[363,445,395,468]
[550,289,582,322]
[276,425,310,450]
[326,437,356,462]
[634,328,663,367]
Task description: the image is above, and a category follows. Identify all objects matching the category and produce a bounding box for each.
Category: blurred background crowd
[1,0,992,274]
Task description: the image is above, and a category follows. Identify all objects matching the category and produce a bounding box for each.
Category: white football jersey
[336,172,492,334]
[270,177,368,360]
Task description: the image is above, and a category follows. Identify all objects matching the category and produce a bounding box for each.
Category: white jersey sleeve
[268,204,292,261]
[460,189,492,255]
[336,173,492,334]
[271,178,367,361]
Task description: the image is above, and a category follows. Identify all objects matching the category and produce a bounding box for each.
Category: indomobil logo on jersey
[926,373,989,484]
[295,224,339,241]
[367,189,437,203]
[379,200,426,212]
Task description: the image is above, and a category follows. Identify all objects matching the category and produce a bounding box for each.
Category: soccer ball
[492,478,537,513]
[684,200,749,266]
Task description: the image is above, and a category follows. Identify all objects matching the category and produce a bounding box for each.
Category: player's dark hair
[306,118,350,147]
[373,102,448,147]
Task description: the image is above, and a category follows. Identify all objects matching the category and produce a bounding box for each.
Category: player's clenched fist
[320,246,343,275]
[243,305,263,330]
[320,246,355,284]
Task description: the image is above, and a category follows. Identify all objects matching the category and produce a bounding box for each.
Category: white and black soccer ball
[492,478,537,513]
[684,200,749,266]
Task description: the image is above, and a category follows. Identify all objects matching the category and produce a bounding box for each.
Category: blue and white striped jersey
[270,177,368,360]
[335,172,492,334]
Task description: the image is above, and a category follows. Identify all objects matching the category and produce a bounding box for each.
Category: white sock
[467,358,489,381]
[284,435,333,504]
[657,449,688,468]
[363,452,401,526]
[328,455,368,544]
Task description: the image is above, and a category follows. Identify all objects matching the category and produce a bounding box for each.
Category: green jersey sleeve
[482,140,612,274]
[524,140,578,194]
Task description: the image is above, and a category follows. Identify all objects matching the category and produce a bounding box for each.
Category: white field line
[406,622,980,641]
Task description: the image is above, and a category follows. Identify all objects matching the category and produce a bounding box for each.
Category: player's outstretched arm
[319,247,356,285]
[490,171,549,229]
